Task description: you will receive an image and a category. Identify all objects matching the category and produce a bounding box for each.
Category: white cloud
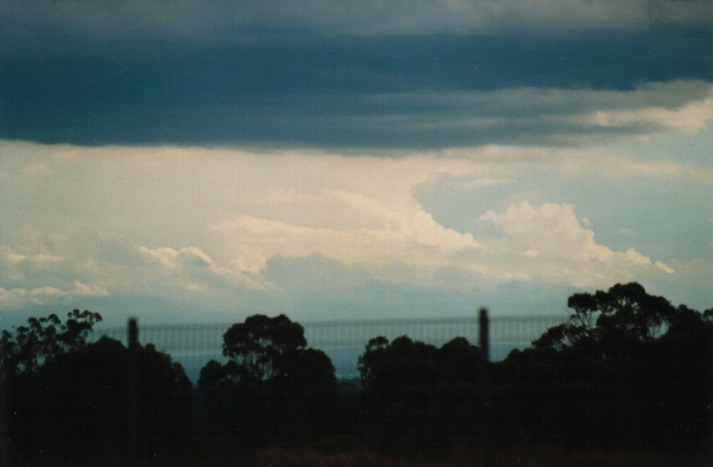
[0,247,63,269]
[0,139,700,318]
[477,201,669,287]
[435,144,713,183]
[215,207,479,277]
[29,254,64,267]
[0,246,25,265]
[138,246,214,273]
[579,89,713,137]
[0,281,109,310]
[138,245,272,289]
[70,280,110,297]
[347,80,713,148]
[654,261,675,274]
[184,282,209,293]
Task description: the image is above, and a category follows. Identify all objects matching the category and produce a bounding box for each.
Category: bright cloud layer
[2,137,699,320]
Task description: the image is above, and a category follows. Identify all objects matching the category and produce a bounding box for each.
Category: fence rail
[91,313,568,380]
[93,314,567,349]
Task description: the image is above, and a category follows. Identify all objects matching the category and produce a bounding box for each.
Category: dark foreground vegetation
[1,283,711,465]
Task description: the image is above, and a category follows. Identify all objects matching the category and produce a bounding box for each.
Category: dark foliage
[533,282,676,352]
[198,314,337,450]
[1,285,710,462]
[354,283,711,454]
[496,283,713,447]
[357,335,485,455]
[0,309,101,375]
[1,311,193,464]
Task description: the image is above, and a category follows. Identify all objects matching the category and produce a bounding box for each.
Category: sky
[0,0,711,328]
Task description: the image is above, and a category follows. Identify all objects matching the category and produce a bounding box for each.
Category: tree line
[1,283,711,464]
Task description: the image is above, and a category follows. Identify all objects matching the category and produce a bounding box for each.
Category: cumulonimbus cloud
[476,201,674,287]
[0,140,702,315]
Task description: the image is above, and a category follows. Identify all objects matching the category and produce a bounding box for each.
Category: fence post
[479,308,489,364]
[127,318,140,462]
[479,308,493,467]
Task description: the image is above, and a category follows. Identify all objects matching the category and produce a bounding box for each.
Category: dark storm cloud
[1,1,711,148]
[1,0,710,52]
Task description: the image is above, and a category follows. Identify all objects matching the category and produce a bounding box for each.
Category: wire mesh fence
[91,313,568,381]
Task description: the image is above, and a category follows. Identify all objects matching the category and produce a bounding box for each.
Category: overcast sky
[1,0,711,327]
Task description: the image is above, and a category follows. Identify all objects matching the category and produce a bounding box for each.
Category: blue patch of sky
[610,128,713,166]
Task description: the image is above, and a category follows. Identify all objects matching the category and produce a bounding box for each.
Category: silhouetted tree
[357,335,485,453]
[437,336,485,383]
[1,311,192,464]
[198,314,336,449]
[0,309,101,375]
[45,337,192,458]
[221,314,308,385]
[703,308,713,321]
[498,283,712,447]
[533,282,675,354]
[359,336,440,389]
[652,304,713,444]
